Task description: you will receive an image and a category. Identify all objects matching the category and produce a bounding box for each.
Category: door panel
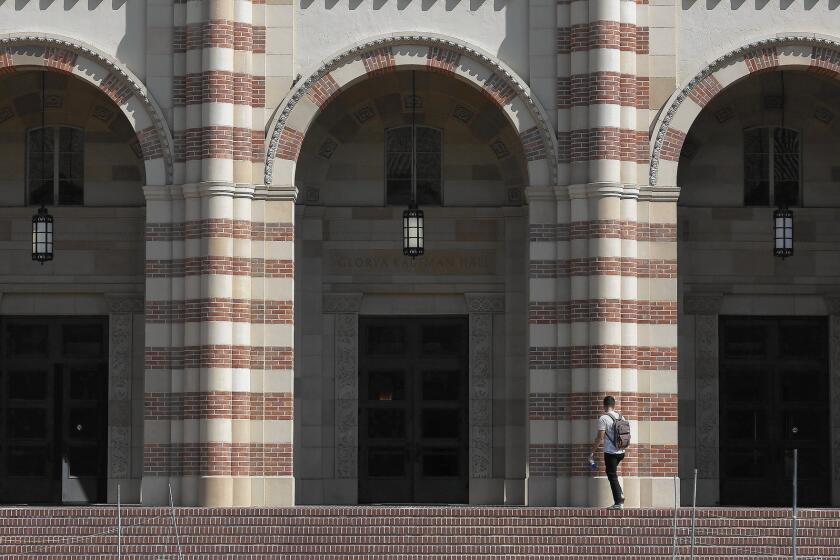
[719,316,829,507]
[359,317,469,504]
[0,317,108,504]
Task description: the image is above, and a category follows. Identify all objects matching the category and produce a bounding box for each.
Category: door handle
[791,426,799,435]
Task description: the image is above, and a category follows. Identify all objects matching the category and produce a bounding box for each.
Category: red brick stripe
[144,443,291,476]
[145,221,293,242]
[183,126,263,162]
[145,346,293,370]
[566,22,648,53]
[810,46,840,77]
[145,257,293,278]
[571,127,643,162]
[528,300,677,324]
[528,392,677,421]
[145,392,293,421]
[568,73,649,108]
[145,299,292,324]
[529,258,677,278]
[528,345,677,370]
[175,72,262,107]
[174,21,257,52]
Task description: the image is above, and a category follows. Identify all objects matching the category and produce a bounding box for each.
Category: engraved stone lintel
[465,293,505,314]
[323,293,363,314]
[105,294,144,314]
[683,294,723,315]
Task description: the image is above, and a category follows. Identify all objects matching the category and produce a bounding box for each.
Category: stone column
[106,295,144,503]
[465,293,505,503]
[323,293,363,504]
[683,293,722,506]
[825,296,840,506]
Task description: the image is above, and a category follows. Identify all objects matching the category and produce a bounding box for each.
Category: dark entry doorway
[0,317,108,504]
[719,316,829,506]
[358,316,469,503]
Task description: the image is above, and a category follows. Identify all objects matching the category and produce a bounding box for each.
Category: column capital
[639,184,681,203]
[143,185,182,202]
[465,293,505,314]
[683,293,723,315]
[323,293,363,314]
[524,186,556,202]
[255,185,298,202]
[105,294,144,314]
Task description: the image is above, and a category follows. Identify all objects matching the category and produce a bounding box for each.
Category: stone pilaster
[825,296,840,506]
[684,293,723,506]
[106,295,144,503]
[323,293,363,504]
[466,293,505,503]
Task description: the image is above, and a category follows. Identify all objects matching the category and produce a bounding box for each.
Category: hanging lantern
[402,206,424,258]
[774,207,793,258]
[32,205,54,264]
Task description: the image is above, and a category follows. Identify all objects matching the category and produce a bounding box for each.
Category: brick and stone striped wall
[526,0,677,508]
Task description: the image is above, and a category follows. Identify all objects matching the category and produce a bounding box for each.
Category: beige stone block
[140,476,170,506]
[200,476,233,507]
[232,477,252,506]
[649,77,676,111]
[264,476,294,506]
[144,419,170,445]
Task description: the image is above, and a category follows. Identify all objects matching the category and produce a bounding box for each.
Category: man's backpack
[607,413,631,450]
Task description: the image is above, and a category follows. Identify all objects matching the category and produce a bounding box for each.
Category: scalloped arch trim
[0,32,174,186]
[650,34,840,187]
[264,33,558,188]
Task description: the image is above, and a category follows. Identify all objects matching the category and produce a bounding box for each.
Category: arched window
[385,125,442,206]
[743,127,800,207]
[27,126,84,206]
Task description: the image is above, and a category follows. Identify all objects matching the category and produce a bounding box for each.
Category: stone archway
[264,33,557,190]
[0,33,174,186]
[650,34,840,188]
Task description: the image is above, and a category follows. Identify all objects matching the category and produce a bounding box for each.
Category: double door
[0,317,108,503]
[358,317,469,504]
[719,316,829,506]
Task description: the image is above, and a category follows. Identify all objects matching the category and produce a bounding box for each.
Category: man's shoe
[607,503,624,509]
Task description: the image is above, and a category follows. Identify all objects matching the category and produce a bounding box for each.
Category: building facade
[0,0,838,509]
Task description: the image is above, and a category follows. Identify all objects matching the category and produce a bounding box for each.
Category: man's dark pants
[604,452,625,504]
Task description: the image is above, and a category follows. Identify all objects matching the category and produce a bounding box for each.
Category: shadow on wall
[683,0,838,8]
[1,0,128,8]
[300,0,506,11]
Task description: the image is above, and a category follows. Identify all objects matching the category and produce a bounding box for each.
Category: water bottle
[588,454,597,471]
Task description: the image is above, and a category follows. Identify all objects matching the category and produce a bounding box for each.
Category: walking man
[590,395,628,509]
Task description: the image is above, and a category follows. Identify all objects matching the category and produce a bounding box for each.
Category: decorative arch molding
[650,34,840,188]
[264,33,558,188]
[0,32,175,186]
